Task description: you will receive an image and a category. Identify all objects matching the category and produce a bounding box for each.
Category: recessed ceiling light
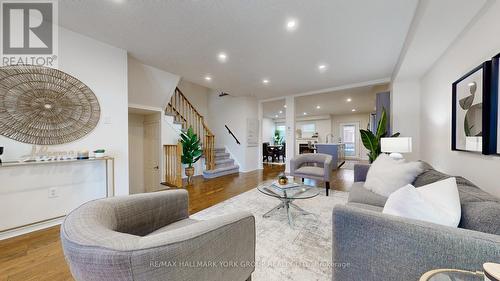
[111,0,125,3]
[317,64,328,72]
[217,52,227,63]
[275,114,279,118]
[316,105,321,109]
[346,98,352,102]
[204,75,212,81]
[352,109,356,112]
[284,105,287,108]
[262,79,270,85]
[279,110,283,114]
[286,19,298,31]
[303,112,307,115]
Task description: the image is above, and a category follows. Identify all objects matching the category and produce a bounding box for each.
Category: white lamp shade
[381,137,412,153]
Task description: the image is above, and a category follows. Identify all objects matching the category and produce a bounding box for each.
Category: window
[276,125,286,139]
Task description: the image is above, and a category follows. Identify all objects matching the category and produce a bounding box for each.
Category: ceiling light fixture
[346,98,352,102]
[217,52,227,63]
[262,79,270,85]
[316,105,320,109]
[303,112,307,115]
[204,75,212,81]
[286,19,298,31]
[352,109,356,112]
[317,64,328,73]
[284,105,287,108]
[275,114,279,118]
[279,110,283,114]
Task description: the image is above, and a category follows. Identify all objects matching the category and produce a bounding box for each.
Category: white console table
[0,157,115,237]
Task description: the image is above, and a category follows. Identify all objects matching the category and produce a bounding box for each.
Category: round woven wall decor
[0,65,100,145]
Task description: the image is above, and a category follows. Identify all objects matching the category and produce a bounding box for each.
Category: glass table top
[257,181,319,200]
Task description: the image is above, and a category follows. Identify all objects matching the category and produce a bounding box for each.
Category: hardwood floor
[0,163,356,281]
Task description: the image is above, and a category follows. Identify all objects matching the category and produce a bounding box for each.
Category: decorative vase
[278,177,288,185]
[185,166,195,184]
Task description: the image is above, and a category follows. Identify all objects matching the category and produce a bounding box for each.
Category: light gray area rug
[191,183,348,281]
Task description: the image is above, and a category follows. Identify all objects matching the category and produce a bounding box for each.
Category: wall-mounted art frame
[452,61,496,155]
[491,53,500,155]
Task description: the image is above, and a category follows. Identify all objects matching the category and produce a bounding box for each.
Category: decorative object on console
[0,65,100,145]
[452,60,496,154]
[484,263,500,281]
[180,127,202,185]
[360,108,400,163]
[381,137,412,159]
[77,150,89,160]
[93,149,105,158]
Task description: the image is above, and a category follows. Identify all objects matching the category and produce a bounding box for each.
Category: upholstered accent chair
[60,190,255,281]
[289,153,333,196]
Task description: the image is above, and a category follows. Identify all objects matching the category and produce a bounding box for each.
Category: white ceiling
[59,0,418,99]
[262,84,387,119]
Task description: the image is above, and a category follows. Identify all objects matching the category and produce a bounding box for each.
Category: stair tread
[203,164,239,174]
[215,158,234,164]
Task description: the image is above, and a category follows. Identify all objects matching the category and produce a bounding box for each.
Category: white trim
[0,217,64,241]
[258,78,391,103]
[128,103,163,112]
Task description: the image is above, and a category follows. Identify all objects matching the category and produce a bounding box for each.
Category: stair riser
[203,168,239,179]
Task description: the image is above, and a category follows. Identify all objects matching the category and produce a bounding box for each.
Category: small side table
[420,269,483,281]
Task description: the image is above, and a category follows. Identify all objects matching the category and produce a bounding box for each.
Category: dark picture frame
[491,53,500,155]
[451,61,496,154]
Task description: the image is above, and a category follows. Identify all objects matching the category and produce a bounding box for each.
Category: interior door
[144,121,160,192]
[340,122,359,159]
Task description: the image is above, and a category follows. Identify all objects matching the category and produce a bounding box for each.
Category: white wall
[391,80,421,161]
[128,113,145,194]
[0,26,129,238]
[177,79,210,118]
[419,1,500,198]
[128,56,180,110]
[207,92,259,172]
[262,117,275,143]
[331,113,371,160]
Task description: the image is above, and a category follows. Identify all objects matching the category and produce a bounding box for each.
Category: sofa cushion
[348,182,387,208]
[294,166,325,178]
[459,201,500,235]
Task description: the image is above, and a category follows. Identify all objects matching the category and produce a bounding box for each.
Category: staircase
[164,87,239,184]
[203,148,240,178]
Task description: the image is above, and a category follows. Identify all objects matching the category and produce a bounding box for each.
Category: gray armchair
[289,153,333,196]
[60,190,255,281]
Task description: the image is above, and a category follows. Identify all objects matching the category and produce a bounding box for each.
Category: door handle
[154,166,159,169]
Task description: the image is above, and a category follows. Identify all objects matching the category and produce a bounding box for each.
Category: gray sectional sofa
[332,162,500,281]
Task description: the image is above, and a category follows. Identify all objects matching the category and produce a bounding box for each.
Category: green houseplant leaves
[360,108,400,163]
[180,127,203,168]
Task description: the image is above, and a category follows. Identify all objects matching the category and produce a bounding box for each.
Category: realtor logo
[1,0,58,67]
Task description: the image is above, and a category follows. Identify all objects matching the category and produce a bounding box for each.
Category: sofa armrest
[332,205,500,281]
[324,156,332,181]
[134,211,255,281]
[353,164,370,182]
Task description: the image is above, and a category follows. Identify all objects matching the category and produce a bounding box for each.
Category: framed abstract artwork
[452,61,496,154]
[492,53,500,155]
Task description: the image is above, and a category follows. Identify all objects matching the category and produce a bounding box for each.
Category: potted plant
[180,127,202,184]
[360,108,400,163]
[274,130,283,145]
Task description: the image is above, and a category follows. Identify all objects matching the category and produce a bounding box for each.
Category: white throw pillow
[382,177,461,227]
[364,154,423,197]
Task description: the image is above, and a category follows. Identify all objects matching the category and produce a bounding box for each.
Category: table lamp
[381,137,412,160]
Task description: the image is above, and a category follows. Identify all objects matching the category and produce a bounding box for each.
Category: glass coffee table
[257,181,319,227]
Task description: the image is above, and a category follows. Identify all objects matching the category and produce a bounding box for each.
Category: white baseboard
[0,217,64,241]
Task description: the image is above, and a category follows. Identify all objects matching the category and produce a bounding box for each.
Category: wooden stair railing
[163,142,182,187]
[166,87,216,171]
